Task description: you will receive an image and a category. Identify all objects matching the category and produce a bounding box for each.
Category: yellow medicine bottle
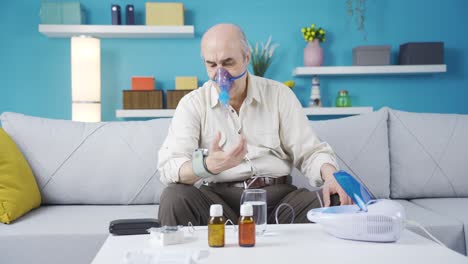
[208,204,225,247]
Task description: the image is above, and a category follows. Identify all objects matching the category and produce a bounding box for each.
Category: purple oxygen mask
[213,68,247,107]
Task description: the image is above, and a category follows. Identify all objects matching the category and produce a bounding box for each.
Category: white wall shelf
[293,65,447,76]
[39,24,195,38]
[116,107,373,118]
[302,107,373,116]
[117,109,176,118]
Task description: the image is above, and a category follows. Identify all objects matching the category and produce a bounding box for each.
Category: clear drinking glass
[240,189,267,235]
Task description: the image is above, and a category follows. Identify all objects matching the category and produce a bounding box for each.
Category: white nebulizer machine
[307,171,406,242]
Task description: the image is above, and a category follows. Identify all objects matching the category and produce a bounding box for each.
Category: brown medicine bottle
[208,204,225,247]
[238,203,255,247]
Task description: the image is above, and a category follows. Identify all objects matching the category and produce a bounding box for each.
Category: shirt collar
[209,72,261,109]
[209,81,219,108]
[245,73,261,105]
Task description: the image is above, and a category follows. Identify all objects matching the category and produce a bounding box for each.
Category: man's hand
[321,163,353,207]
[205,132,247,174]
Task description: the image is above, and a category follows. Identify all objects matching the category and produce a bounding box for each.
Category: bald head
[201,24,250,101]
[200,24,250,81]
[201,24,250,59]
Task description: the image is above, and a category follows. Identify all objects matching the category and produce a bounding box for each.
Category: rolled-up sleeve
[158,94,201,185]
[278,87,339,187]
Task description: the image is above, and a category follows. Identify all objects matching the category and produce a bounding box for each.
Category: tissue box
[40,2,85,24]
[167,90,191,109]
[399,42,444,65]
[145,2,184,26]
[353,45,391,66]
[123,90,163,109]
[175,76,198,90]
[131,77,155,91]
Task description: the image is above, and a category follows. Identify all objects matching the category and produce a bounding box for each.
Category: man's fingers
[226,143,242,157]
[323,187,331,207]
[338,190,352,205]
[231,139,245,157]
[210,132,222,152]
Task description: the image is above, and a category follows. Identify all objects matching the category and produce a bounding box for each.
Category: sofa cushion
[394,199,466,255]
[0,128,41,224]
[0,112,170,205]
[389,109,468,199]
[0,205,159,264]
[293,108,390,198]
[411,198,468,255]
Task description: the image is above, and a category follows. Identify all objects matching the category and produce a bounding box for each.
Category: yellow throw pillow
[0,128,41,224]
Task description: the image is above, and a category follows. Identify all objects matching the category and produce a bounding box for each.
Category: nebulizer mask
[212,67,247,107]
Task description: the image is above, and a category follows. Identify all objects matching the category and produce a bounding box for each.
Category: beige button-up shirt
[158,73,338,187]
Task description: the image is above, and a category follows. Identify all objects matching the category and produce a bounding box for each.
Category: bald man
[158,24,351,226]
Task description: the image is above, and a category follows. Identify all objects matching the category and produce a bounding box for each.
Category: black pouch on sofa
[109,218,161,235]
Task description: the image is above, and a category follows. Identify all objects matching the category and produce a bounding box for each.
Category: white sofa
[0,107,467,264]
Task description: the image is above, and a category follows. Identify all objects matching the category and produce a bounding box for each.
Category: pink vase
[303,39,323,66]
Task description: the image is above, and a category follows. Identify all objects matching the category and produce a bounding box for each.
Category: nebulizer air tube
[242,154,331,225]
[272,181,334,224]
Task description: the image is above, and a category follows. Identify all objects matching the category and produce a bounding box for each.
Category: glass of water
[240,189,267,235]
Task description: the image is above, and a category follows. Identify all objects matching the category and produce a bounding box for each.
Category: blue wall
[1,0,468,121]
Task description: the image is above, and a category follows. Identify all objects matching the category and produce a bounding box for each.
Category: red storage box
[131,76,155,90]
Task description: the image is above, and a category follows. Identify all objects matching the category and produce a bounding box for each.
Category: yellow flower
[301,24,327,42]
[283,80,295,88]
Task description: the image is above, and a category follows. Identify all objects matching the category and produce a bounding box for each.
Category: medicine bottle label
[208,224,225,247]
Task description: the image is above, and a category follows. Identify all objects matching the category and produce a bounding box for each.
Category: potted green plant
[301,24,326,66]
[249,36,279,77]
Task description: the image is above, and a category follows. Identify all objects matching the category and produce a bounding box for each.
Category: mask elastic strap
[229,69,247,81]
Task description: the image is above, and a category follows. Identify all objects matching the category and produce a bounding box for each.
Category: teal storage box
[40,2,85,24]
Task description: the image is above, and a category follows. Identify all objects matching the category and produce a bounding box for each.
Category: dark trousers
[158,183,340,226]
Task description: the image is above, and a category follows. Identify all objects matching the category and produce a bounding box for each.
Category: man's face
[201,39,249,86]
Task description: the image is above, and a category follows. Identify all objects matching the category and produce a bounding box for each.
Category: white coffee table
[92,224,467,264]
